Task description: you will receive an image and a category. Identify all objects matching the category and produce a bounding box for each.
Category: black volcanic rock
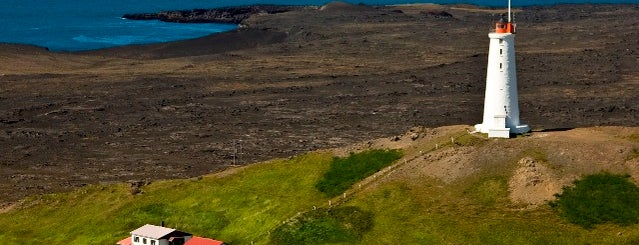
[123,5,299,24]
[421,10,454,18]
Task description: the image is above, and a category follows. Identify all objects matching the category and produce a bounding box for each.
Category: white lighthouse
[475,0,529,138]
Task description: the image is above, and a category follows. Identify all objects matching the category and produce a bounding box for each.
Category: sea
[1,0,637,51]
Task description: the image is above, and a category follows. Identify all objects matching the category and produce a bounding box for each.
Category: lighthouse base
[475,123,530,138]
[475,114,530,138]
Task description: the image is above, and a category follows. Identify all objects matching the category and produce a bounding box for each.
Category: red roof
[185,236,225,245]
[116,237,131,245]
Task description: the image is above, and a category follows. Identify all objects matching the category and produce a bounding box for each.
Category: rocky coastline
[122,5,303,24]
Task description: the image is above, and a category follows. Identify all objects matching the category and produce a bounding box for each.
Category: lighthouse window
[500,49,503,55]
[499,39,503,44]
[500,63,503,69]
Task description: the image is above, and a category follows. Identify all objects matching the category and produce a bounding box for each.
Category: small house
[117,224,225,245]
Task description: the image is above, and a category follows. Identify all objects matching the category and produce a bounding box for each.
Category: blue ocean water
[0,0,637,51]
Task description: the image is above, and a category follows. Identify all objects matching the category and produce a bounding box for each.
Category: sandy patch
[509,157,567,207]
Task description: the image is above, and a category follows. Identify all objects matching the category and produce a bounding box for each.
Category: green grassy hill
[0,152,335,244]
[2,125,639,244]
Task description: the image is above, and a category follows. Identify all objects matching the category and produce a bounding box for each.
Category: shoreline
[2,3,637,52]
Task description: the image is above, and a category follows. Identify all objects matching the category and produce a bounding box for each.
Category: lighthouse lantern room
[475,0,530,138]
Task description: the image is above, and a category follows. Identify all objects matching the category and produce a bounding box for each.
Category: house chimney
[161,220,165,227]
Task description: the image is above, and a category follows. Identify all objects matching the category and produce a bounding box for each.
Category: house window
[134,236,139,242]
[151,240,156,245]
[143,238,147,244]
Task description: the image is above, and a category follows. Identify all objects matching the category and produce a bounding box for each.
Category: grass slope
[0,152,334,244]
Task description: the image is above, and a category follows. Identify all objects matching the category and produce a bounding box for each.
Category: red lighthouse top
[495,0,515,34]
[495,17,515,34]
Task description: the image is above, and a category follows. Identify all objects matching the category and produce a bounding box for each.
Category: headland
[0,2,637,206]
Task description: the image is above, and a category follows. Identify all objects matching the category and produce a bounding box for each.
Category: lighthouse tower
[475,0,529,138]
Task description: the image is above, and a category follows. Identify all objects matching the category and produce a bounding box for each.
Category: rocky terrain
[122,5,304,24]
[0,2,637,206]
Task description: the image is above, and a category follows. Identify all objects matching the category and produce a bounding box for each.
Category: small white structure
[117,224,226,245]
[130,224,192,245]
[475,0,530,138]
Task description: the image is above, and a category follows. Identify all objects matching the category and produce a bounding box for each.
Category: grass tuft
[549,172,639,228]
[464,176,509,207]
[315,149,403,197]
[454,133,487,147]
[626,148,639,161]
[270,206,373,244]
[624,134,639,143]
[522,148,549,162]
